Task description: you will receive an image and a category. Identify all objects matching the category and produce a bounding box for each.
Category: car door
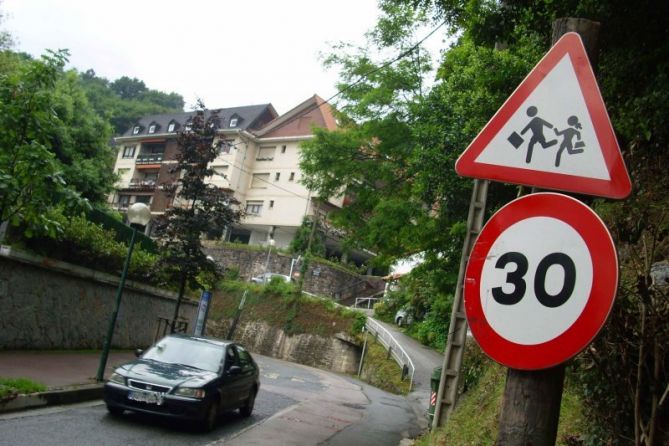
[236,345,257,396]
[220,345,245,409]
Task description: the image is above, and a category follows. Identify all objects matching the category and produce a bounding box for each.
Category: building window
[229,118,238,128]
[143,172,159,183]
[281,145,287,153]
[251,173,270,188]
[122,146,136,158]
[245,201,263,215]
[132,126,141,135]
[118,195,130,208]
[289,172,295,181]
[269,200,274,209]
[134,195,151,205]
[256,146,275,161]
[148,124,156,134]
[219,139,234,155]
[167,122,176,132]
[275,172,280,181]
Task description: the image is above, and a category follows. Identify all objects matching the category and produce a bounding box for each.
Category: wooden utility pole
[496,18,601,446]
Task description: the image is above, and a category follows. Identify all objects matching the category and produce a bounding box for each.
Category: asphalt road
[0,354,419,446]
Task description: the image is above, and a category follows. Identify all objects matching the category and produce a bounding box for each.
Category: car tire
[239,388,256,417]
[200,401,219,432]
[106,404,123,416]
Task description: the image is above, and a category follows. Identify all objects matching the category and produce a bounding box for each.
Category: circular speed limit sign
[464,193,618,370]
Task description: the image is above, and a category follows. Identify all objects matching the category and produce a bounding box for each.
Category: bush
[23,211,159,283]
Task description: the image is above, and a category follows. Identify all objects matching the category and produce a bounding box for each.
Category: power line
[220,19,447,150]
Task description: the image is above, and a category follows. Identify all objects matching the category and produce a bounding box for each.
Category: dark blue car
[104,334,260,431]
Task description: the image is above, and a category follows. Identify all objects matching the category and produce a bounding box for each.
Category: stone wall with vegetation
[204,244,385,302]
[0,247,197,350]
[208,319,361,374]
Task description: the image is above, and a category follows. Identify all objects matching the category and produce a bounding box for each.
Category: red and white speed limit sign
[464,193,618,370]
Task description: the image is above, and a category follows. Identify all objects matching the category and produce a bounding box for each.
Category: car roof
[164,333,233,348]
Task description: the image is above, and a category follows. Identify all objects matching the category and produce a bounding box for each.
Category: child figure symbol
[519,106,557,163]
[553,115,585,167]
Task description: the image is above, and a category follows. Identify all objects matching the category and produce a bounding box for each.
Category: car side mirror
[227,365,242,375]
[135,348,143,358]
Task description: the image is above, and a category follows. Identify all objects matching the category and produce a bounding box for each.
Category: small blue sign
[193,290,212,336]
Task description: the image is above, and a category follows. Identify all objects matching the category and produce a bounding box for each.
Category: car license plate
[128,390,164,405]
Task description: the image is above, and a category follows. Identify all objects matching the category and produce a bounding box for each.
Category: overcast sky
[2,0,423,115]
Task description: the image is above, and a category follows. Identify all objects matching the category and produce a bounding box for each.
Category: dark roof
[120,104,277,137]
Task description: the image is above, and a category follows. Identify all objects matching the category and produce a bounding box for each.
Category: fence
[365,318,415,391]
[353,296,380,309]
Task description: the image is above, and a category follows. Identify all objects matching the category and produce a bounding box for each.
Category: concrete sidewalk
[0,350,135,413]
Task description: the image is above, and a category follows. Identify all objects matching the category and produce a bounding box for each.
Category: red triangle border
[455,32,631,199]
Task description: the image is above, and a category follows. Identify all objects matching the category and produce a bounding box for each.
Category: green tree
[79,71,184,135]
[356,1,669,443]
[289,216,326,257]
[0,50,89,239]
[152,101,242,329]
[110,76,147,100]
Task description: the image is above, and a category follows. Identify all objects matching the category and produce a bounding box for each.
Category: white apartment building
[110,95,346,252]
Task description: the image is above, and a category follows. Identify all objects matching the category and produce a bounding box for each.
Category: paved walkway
[369,318,444,428]
[0,351,135,388]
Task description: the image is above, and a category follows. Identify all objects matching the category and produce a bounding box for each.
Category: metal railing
[136,154,164,164]
[365,318,415,391]
[353,296,381,309]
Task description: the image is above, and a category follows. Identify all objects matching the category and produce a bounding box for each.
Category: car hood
[116,359,218,388]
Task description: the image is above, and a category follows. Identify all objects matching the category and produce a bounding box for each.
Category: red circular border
[464,192,618,370]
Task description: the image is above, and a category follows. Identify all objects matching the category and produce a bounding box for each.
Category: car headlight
[173,387,206,399]
[108,372,125,385]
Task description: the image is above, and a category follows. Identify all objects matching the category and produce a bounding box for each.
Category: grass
[415,342,586,445]
[208,280,366,338]
[357,337,412,395]
[0,377,47,400]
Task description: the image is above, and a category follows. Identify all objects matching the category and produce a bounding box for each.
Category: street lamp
[96,202,151,382]
[263,238,275,275]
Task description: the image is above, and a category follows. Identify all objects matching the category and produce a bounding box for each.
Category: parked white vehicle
[250,272,292,284]
[394,308,413,326]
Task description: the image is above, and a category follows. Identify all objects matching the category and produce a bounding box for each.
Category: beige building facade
[109,95,344,252]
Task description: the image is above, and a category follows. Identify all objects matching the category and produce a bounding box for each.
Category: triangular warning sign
[455,32,631,199]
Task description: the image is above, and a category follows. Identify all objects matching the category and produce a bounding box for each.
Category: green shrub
[24,211,159,283]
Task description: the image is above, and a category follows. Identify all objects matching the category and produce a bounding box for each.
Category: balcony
[136,153,164,164]
[124,180,157,191]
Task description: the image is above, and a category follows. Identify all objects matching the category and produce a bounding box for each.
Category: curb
[0,384,103,414]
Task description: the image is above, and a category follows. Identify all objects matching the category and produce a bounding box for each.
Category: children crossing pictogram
[508,108,586,167]
[455,32,631,199]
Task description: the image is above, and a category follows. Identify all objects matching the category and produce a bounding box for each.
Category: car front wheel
[200,401,219,432]
[239,389,256,417]
[106,404,123,416]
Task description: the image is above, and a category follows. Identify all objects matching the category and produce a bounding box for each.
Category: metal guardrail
[353,296,380,309]
[299,291,414,390]
[365,318,415,391]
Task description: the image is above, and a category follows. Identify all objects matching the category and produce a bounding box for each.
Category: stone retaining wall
[207,319,362,374]
[204,244,384,302]
[0,247,197,350]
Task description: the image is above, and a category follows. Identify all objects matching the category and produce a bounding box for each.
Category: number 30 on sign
[464,193,618,370]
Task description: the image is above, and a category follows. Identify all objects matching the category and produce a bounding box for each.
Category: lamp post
[263,238,275,275]
[96,202,151,382]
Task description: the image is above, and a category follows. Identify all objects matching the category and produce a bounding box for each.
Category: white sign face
[479,216,593,345]
[464,192,619,370]
[475,55,609,180]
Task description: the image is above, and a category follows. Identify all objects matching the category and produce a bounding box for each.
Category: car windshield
[142,337,224,373]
